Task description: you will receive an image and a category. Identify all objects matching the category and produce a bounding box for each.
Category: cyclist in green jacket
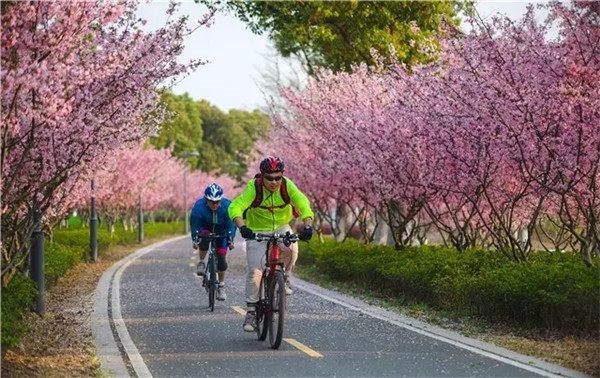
[228,156,314,332]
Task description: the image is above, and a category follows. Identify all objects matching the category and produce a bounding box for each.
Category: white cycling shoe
[284,281,293,296]
[217,284,227,301]
[196,261,205,276]
[243,311,256,332]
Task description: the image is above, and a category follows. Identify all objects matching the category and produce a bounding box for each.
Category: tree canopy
[1,1,211,285]
[150,92,204,162]
[149,94,271,180]
[270,2,599,263]
[201,0,467,73]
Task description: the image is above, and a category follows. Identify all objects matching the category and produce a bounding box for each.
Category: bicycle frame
[257,233,295,299]
[267,239,283,274]
[254,232,299,272]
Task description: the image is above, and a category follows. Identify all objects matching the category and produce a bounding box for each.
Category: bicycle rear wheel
[256,275,269,341]
[268,270,286,349]
[207,254,216,312]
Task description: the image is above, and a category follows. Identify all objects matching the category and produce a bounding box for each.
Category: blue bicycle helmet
[204,183,224,201]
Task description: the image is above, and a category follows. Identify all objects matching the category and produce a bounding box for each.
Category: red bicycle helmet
[259,156,285,173]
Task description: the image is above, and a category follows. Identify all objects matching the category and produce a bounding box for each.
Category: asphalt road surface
[92,236,589,378]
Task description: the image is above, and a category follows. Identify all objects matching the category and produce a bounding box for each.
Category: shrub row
[1,274,37,353]
[298,239,599,334]
[1,221,184,351]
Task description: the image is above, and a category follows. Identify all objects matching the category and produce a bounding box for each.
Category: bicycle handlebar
[253,232,299,244]
[192,231,232,244]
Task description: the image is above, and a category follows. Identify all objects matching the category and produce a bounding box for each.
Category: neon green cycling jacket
[228,177,314,231]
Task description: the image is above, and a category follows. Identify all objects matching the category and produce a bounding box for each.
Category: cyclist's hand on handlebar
[192,243,199,250]
[299,225,313,241]
[239,225,254,239]
[228,241,234,250]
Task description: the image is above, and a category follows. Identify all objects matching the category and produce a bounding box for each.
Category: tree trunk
[373,215,392,246]
[107,220,115,238]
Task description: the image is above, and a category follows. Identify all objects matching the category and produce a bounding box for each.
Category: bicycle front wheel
[268,270,286,349]
[256,275,269,341]
[207,254,216,312]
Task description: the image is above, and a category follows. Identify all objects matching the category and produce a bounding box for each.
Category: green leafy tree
[202,0,468,73]
[150,92,203,168]
[194,100,231,172]
[150,93,270,180]
[196,100,270,179]
[227,108,271,176]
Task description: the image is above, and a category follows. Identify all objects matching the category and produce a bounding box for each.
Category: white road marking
[294,279,590,378]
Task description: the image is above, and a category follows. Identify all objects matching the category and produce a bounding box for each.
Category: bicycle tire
[207,253,216,312]
[256,275,269,340]
[268,270,286,349]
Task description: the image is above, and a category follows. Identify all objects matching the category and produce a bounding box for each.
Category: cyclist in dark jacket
[190,183,237,301]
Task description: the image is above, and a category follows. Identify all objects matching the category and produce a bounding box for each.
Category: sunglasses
[208,200,221,205]
[263,175,283,182]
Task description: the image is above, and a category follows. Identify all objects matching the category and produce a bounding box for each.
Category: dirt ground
[2,236,599,377]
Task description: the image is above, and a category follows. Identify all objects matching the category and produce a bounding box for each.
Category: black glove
[299,225,313,241]
[240,225,254,239]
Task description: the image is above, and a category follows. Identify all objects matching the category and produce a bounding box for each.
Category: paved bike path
[94,236,590,378]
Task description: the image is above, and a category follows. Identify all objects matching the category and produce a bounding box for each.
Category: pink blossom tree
[274,62,431,246]
[1,1,214,284]
[268,2,598,264]
[65,145,241,236]
[410,2,599,263]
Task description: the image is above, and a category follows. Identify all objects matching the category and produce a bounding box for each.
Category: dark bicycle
[193,232,231,312]
[253,231,299,349]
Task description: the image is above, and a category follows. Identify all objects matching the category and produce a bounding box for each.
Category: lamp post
[30,209,45,314]
[90,179,97,262]
[183,151,199,234]
[138,192,144,243]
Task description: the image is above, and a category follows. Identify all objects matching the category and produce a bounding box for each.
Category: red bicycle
[253,232,299,349]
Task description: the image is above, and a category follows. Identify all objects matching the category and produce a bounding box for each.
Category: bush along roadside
[1,221,184,352]
[298,239,600,335]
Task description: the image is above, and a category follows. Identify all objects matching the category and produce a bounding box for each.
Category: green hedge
[1,274,37,351]
[299,240,599,334]
[1,221,184,351]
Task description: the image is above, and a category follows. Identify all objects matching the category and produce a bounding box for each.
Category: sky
[137,1,550,113]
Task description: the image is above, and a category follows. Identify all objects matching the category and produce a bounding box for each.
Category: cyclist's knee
[217,254,227,271]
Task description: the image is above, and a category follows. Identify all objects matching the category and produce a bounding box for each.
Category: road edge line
[293,278,591,378]
[93,235,188,377]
